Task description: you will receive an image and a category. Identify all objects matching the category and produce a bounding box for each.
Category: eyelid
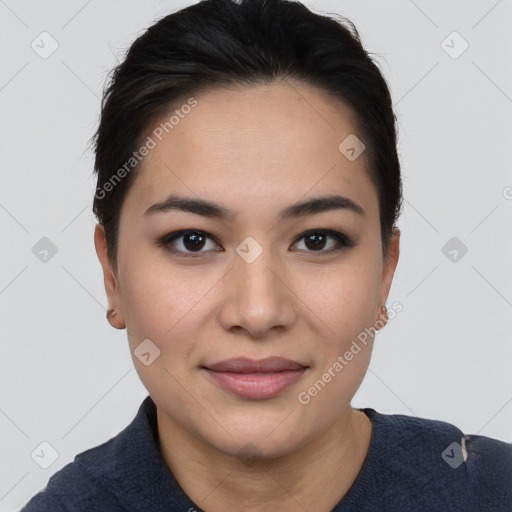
[158,228,355,257]
[292,229,355,248]
[159,229,222,258]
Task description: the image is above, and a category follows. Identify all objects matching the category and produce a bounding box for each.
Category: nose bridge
[234,238,281,304]
[220,236,295,336]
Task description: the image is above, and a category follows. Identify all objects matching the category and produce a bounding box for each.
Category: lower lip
[202,368,307,399]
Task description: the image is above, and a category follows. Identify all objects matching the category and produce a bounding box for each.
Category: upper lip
[203,357,308,373]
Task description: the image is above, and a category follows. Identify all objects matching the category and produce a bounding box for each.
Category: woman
[22,0,512,510]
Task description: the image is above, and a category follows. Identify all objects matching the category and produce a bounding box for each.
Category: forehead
[124,80,378,223]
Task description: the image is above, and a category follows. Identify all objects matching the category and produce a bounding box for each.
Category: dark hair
[91,0,402,268]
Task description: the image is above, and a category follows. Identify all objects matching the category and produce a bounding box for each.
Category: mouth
[201,357,309,400]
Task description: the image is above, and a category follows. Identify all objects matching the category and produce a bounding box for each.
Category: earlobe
[94,224,126,330]
[375,305,389,331]
[106,308,125,330]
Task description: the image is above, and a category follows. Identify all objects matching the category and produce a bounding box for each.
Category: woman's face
[96,80,399,459]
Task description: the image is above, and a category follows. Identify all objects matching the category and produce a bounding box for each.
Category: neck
[157,407,372,512]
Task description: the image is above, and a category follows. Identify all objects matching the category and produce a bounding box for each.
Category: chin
[214,432,304,462]
[196,411,315,461]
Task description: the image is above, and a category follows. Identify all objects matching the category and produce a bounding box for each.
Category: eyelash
[157,229,355,258]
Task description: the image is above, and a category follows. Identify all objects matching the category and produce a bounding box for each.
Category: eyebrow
[143,193,365,220]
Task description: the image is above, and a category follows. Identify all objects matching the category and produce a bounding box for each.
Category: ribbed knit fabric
[21,395,512,511]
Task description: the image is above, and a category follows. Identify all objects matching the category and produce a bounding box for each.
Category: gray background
[1,0,511,510]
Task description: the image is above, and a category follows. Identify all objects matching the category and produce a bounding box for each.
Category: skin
[95,79,400,511]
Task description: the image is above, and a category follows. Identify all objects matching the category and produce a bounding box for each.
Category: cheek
[117,250,179,345]
[118,252,218,363]
[295,270,377,420]
[303,259,382,344]
[299,346,372,427]
[119,261,202,400]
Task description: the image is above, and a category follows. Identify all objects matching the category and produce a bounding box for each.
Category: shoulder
[21,395,198,511]
[461,430,512,509]
[20,398,156,512]
[20,440,126,511]
[361,408,512,510]
[378,409,512,473]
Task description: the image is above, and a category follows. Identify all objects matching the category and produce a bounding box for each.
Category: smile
[202,357,309,399]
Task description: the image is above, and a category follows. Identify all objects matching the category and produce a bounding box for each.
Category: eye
[291,229,355,255]
[159,230,222,258]
[158,228,355,258]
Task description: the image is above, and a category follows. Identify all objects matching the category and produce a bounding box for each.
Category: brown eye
[159,230,221,257]
[303,232,328,251]
[182,232,206,251]
[159,228,354,258]
[291,230,354,254]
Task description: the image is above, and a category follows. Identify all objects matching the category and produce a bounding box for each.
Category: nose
[218,244,297,339]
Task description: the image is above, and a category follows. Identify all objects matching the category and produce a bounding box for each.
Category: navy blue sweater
[21,395,512,511]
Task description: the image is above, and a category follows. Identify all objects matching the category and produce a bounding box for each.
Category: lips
[202,357,309,399]
[204,357,307,373]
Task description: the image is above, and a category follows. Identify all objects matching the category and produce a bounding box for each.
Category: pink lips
[202,357,308,399]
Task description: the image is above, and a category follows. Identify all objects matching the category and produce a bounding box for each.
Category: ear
[378,227,400,325]
[94,223,126,329]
